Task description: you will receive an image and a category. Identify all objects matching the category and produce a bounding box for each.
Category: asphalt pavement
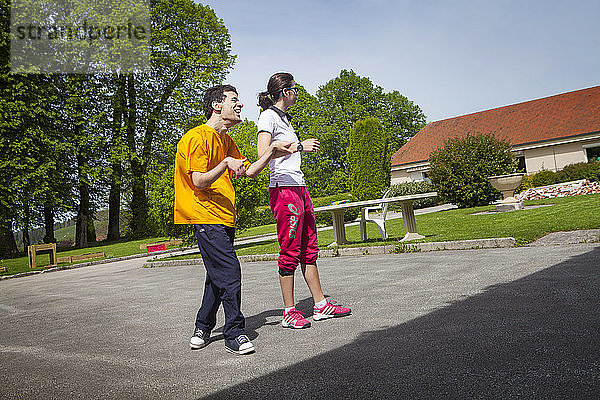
[1,241,599,399]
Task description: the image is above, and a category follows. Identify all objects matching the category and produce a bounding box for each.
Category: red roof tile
[392,86,600,166]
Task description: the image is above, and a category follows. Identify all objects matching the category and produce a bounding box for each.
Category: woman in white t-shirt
[256,72,351,329]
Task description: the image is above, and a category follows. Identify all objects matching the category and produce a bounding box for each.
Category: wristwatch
[296,142,304,153]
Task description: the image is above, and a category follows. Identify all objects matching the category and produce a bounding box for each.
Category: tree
[287,84,343,197]
[348,117,391,201]
[315,69,425,163]
[287,70,426,197]
[106,73,127,241]
[121,0,235,238]
[147,145,192,240]
[0,0,75,254]
[428,133,517,208]
[50,74,105,248]
[228,120,269,230]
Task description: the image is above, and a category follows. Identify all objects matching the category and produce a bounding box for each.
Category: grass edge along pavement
[153,193,600,264]
[0,237,188,279]
[2,193,598,278]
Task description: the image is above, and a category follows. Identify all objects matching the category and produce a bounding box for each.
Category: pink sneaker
[313,299,351,321]
[281,307,311,329]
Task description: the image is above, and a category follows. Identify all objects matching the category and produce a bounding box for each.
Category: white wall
[523,140,595,173]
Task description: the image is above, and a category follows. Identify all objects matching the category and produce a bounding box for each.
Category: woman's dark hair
[203,84,238,119]
[257,72,294,111]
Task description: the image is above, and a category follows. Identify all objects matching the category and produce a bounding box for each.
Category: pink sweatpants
[268,186,319,273]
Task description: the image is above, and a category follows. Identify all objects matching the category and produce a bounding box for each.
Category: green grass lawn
[3,194,598,274]
[236,223,278,238]
[165,193,600,260]
[1,237,181,276]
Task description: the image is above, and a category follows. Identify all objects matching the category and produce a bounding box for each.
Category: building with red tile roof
[391,86,600,183]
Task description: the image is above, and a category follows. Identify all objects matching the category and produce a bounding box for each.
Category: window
[586,146,600,163]
[516,156,526,172]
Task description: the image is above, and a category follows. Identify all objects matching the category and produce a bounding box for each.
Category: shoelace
[237,335,250,344]
[287,309,305,319]
[194,329,206,337]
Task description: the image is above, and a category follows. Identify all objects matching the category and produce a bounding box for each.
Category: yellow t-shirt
[174,125,249,227]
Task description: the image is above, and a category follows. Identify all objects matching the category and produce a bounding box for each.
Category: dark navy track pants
[193,224,245,340]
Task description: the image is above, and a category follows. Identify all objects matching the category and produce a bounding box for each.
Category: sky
[197,0,600,124]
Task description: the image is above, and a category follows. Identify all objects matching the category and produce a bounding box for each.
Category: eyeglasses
[283,87,298,94]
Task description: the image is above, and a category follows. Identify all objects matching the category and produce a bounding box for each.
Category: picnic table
[313,192,438,246]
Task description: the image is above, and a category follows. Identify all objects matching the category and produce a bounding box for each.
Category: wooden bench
[314,192,438,246]
[28,243,57,269]
[57,252,106,264]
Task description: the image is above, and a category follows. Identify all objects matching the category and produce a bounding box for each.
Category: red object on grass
[147,244,166,253]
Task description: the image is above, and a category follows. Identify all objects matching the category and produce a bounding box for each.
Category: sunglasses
[283,87,298,94]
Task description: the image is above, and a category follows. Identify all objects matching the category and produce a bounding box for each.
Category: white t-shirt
[257,107,306,187]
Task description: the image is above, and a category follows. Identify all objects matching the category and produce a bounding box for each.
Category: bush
[515,174,534,194]
[312,193,360,226]
[529,169,557,187]
[516,162,600,193]
[555,161,600,183]
[147,163,194,244]
[249,205,276,227]
[428,133,517,208]
[348,117,391,201]
[387,181,440,211]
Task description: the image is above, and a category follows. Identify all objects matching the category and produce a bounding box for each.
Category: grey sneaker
[190,328,210,350]
[224,335,255,355]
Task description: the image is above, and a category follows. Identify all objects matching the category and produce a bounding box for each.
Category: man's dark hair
[203,84,238,119]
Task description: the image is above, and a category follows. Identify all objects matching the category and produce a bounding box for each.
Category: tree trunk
[0,213,18,258]
[124,73,149,238]
[22,198,31,251]
[87,211,96,243]
[75,154,89,249]
[107,181,121,241]
[130,161,149,238]
[43,204,56,243]
[107,74,125,241]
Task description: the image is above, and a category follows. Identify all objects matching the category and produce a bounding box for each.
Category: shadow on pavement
[201,247,600,399]
[210,297,317,342]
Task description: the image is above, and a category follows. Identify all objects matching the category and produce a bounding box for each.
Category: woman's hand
[300,138,320,152]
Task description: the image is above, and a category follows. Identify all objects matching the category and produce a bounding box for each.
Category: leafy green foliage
[288,70,426,197]
[516,161,600,194]
[124,0,236,238]
[0,0,236,255]
[311,193,360,226]
[428,133,517,208]
[348,117,391,201]
[249,206,276,227]
[556,161,600,183]
[315,70,425,156]
[387,181,440,210]
[147,155,192,241]
[228,120,270,231]
[530,169,557,188]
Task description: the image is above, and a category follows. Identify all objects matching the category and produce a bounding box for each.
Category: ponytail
[258,91,274,110]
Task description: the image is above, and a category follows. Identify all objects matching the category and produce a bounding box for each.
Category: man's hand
[300,138,320,152]
[225,156,247,178]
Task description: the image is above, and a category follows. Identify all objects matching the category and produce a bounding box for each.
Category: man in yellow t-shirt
[174,84,292,355]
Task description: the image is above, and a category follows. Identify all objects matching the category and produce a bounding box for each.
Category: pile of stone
[516,179,600,201]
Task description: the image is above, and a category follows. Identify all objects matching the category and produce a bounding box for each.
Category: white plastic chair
[360,188,392,241]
